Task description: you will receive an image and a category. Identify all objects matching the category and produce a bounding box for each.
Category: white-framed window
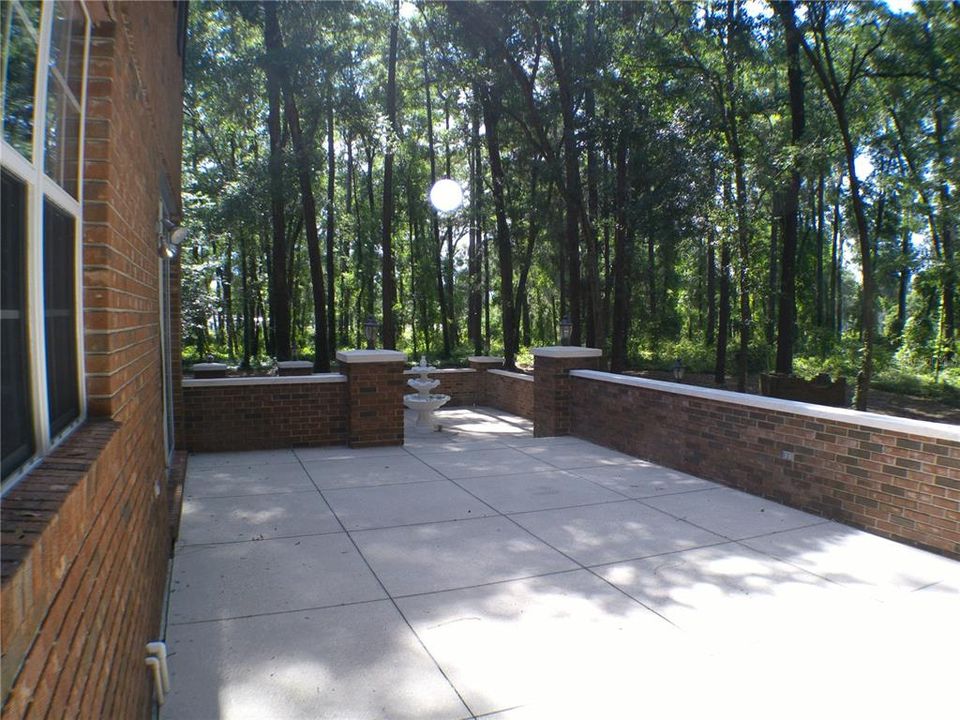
[1,0,91,486]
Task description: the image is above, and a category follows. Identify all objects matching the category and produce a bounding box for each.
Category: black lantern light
[363,316,379,350]
[559,316,573,346]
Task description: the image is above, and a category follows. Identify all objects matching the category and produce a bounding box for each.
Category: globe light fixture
[429,178,464,213]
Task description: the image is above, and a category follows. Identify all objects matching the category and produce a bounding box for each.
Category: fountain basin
[404,393,451,430]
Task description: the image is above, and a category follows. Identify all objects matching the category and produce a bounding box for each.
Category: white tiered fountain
[404,356,451,431]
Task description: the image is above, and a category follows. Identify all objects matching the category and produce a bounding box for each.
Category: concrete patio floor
[163,407,959,720]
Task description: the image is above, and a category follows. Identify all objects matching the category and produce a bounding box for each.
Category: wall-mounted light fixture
[157,215,190,258]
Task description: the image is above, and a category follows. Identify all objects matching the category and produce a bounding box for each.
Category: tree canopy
[181,0,960,409]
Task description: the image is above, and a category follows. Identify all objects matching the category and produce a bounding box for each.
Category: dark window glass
[1,170,34,479]
[43,199,79,437]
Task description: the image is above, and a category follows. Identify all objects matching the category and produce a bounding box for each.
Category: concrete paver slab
[293,445,409,462]
[352,516,578,596]
[302,454,444,490]
[643,486,826,539]
[161,600,469,720]
[396,569,678,718]
[185,462,316,498]
[418,448,556,479]
[512,500,726,566]
[188,449,298,470]
[456,470,624,514]
[168,532,385,623]
[178,491,342,545]
[741,521,960,597]
[323,479,496,530]
[515,443,640,470]
[571,462,717,498]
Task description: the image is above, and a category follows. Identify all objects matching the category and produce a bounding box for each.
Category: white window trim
[2,0,91,491]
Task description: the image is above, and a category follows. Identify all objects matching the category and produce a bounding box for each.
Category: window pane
[44,0,85,197]
[43,75,81,196]
[1,1,40,160]
[43,199,79,437]
[1,170,34,479]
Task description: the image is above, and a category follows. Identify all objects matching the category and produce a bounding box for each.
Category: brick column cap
[467,356,505,365]
[277,360,314,369]
[192,362,228,370]
[532,346,602,359]
[337,350,407,363]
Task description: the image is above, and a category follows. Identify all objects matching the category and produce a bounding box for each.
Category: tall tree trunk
[707,228,717,346]
[831,173,843,340]
[800,14,877,409]
[481,89,516,368]
[767,192,780,346]
[715,176,733,385]
[325,95,337,358]
[262,2,291,361]
[380,0,400,349]
[934,102,956,359]
[444,97,458,350]
[610,133,630,373]
[223,237,236,358]
[816,171,825,328]
[513,165,541,353]
[240,239,252,368]
[774,0,804,375]
[468,94,483,355]
[422,43,451,356]
[896,227,910,340]
[548,34,582,346]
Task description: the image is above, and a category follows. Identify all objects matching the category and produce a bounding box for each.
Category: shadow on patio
[162,408,960,719]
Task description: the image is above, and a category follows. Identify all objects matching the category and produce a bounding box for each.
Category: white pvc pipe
[145,641,171,693]
[145,657,165,705]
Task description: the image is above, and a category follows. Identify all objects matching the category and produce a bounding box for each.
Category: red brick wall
[569,373,960,559]
[182,380,349,452]
[342,362,406,447]
[404,369,478,407]
[1,3,184,718]
[484,371,534,420]
[534,355,600,436]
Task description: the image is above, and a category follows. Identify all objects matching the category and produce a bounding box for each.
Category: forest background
[180,0,959,414]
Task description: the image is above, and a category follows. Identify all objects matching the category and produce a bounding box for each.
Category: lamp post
[672,358,685,382]
[363,316,379,350]
[559,316,573,346]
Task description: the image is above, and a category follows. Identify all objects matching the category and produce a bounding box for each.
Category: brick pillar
[337,350,408,447]
[533,347,602,437]
[468,356,504,406]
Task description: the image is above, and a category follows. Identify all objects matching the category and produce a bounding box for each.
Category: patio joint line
[175,527,347,549]
[294,452,478,720]
[166,596,390,627]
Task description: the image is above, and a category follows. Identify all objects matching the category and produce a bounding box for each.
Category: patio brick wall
[533,349,602,437]
[568,372,960,559]
[485,370,535,421]
[1,4,185,718]
[404,369,478,407]
[339,352,407,447]
[181,379,349,452]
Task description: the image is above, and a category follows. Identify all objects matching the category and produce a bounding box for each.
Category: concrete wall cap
[184,374,346,387]
[191,362,228,370]
[570,369,960,443]
[533,346,603,359]
[467,356,505,364]
[404,367,476,374]
[276,360,314,369]
[489,369,534,382]
[336,350,407,363]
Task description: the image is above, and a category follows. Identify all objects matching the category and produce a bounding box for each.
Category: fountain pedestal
[404,356,451,432]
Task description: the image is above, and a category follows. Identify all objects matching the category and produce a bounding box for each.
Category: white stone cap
[570,369,960,443]
[184,374,346,387]
[277,360,314,368]
[532,346,603,359]
[468,356,505,364]
[192,362,228,370]
[489,368,534,382]
[336,349,407,363]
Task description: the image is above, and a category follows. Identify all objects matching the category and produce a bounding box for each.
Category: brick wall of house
[568,372,960,559]
[339,353,407,447]
[484,370,535,421]
[1,3,184,717]
[182,379,349,452]
[404,369,478,407]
